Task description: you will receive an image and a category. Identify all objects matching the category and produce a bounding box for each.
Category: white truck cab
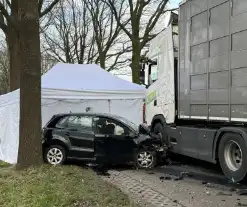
[145,12,178,126]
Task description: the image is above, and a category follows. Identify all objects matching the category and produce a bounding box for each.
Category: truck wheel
[153,123,168,145]
[218,133,247,182]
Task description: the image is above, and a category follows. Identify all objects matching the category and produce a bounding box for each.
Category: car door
[63,115,95,160]
[93,116,137,164]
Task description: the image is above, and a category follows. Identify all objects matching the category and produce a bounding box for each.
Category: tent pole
[108,99,111,113]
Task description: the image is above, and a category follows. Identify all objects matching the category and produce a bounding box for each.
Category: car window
[67,116,92,131]
[55,116,68,128]
[94,117,130,136]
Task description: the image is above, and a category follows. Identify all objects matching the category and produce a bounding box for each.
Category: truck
[144,0,247,182]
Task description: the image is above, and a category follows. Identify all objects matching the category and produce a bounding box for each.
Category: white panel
[146,24,175,125]
[41,99,110,127]
[109,99,143,125]
[0,103,19,164]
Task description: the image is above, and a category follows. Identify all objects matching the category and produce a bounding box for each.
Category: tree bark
[99,53,106,69]
[8,1,20,92]
[16,0,43,170]
[7,27,20,92]
[131,42,141,83]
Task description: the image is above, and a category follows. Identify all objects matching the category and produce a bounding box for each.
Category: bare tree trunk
[16,0,43,169]
[8,1,20,92]
[99,52,106,69]
[7,28,20,92]
[131,42,141,83]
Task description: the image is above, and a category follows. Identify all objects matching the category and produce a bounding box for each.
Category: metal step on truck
[142,0,247,182]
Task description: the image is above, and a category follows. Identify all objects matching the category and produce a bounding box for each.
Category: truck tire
[153,123,168,146]
[218,133,247,183]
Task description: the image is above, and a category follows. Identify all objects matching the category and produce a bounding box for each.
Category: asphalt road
[154,154,247,190]
[82,154,247,206]
[119,155,247,207]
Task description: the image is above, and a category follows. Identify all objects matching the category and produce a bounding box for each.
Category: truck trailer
[144,0,247,182]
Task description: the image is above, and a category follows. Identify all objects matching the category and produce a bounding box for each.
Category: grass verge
[0,160,9,168]
[0,164,136,207]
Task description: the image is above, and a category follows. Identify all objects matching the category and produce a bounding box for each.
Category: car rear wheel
[44,145,66,165]
[218,133,247,183]
[135,149,157,169]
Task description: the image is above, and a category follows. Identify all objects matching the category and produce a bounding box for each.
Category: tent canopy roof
[42,63,145,92]
[0,64,145,107]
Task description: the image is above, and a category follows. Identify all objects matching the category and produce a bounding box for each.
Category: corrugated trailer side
[178,0,247,123]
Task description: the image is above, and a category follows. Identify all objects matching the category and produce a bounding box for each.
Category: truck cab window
[148,61,158,85]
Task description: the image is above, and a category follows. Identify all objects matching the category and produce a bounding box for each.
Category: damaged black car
[42,113,164,168]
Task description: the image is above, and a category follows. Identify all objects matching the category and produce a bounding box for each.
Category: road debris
[237,189,247,196]
[145,170,155,175]
[160,176,172,181]
[230,187,237,192]
[216,192,232,196]
[174,175,183,181]
[237,202,247,206]
[180,171,193,178]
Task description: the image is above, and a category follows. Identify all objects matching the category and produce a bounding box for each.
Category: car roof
[54,112,121,119]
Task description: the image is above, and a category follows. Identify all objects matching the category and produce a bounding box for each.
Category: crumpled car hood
[133,133,161,146]
[133,134,152,145]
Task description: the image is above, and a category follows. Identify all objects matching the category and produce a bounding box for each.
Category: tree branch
[107,0,132,39]
[0,13,7,34]
[141,0,169,48]
[5,0,11,8]
[40,0,59,17]
[0,1,13,27]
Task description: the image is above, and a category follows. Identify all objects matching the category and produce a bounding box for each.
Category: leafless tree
[43,0,131,71]
[85,0,131,71]
[0,43,57,94]
[42,0,97,64]
[0,0,59,169]
[107,0,171,83]
[14,0,43,169]
[0,0,60,91]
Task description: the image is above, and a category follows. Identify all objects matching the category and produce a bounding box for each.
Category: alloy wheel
[137,151,154,168]
[46,147,64,165]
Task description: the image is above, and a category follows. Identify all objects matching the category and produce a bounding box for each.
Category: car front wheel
[44,145,66,165]
[135,149,157,169]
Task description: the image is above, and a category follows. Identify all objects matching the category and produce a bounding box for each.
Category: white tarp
[0,63,145,164]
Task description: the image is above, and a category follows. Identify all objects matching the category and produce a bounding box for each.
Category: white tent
[0,63,145,164]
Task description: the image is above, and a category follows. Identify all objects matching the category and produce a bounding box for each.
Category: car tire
[153,122,168,146]
[218,133,247,183]
[135,148,157,169]
[44,145,66,165]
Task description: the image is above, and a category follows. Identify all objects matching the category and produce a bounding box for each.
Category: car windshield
[116,116,139,132]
